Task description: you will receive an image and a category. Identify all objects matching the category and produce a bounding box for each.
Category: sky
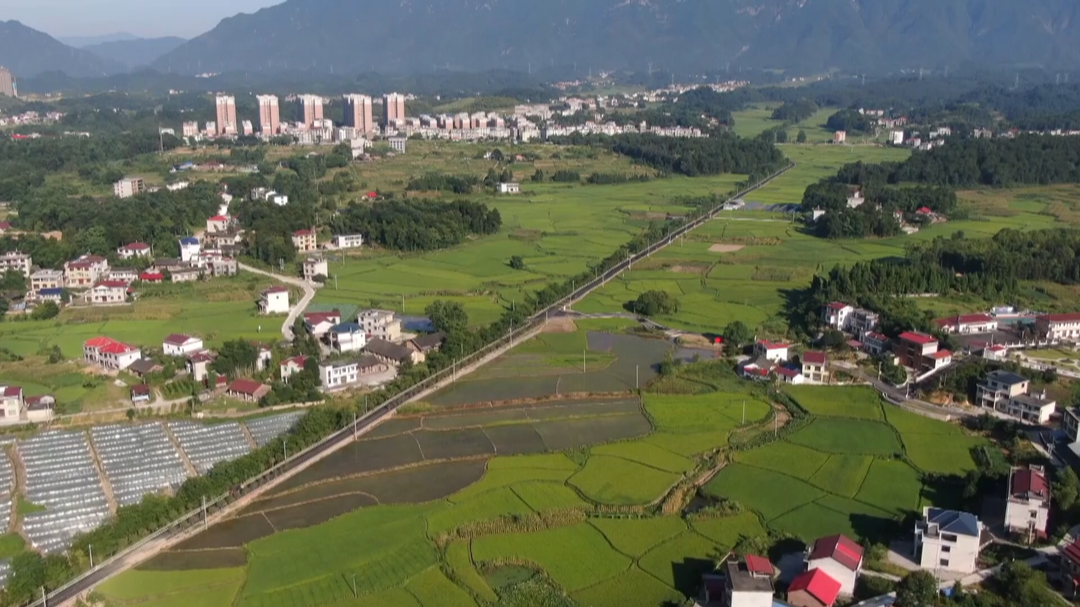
[4,0,282,40]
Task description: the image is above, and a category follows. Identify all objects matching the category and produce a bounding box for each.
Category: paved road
[830,361,971,421]
[238,262,317,341]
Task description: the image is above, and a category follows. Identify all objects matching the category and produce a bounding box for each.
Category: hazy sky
[5,0,282,39]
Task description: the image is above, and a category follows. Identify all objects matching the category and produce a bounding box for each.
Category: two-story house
[303,311,342,337]
[358,309,402,342]
[333,234,364,249]
[801,352,829,383]
[302,257,328,281]
[805,535,863,596]
[0,386,24,426]
[822,302,880,335]
[1036,312,1080,343]
[977,370,1056,423]
[279,355,308,382]
[753,341,789,363]
[327,322,368,353]
[702,555,774,607]
[162,334,204,357]
[83,337,141,371]
[179,237,201,262]
[0,252,32,277]
[206,215,232,234]
[83,280,128,305]
[64,255,109,289]
[258,286,290,315]
[914,507,984,574]
[1005,465,1050,540]
[319,356,389,389]
[116,242,152,260]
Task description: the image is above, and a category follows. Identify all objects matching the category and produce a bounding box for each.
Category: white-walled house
[162,334,204,357]
[753,341,789,363]
[258,287,290,315]
[805,535,863,597]
[1005,465,1050,540]
[914,508,984,574]
[117,242,152,259]
[83,337,142,371]
[333,234,364,249]
[327,322,368,353]
[179,237,201,263]
[302,257,328,281]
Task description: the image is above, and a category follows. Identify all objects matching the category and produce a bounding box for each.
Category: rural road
[238,261,317,341]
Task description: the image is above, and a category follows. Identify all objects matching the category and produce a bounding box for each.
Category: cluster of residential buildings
[737,341,831,386]
[0,385,55,427]
[0,110,65,128]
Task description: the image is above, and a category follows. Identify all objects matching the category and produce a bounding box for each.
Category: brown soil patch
[669,264,710,274]
[709,244,745,253]
[676,334,723,350]
[542,316,578,333]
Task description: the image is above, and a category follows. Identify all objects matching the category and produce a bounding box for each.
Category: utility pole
[742,400,746,424]
[202,495,207,530]
[41,587,47,607]
[282,439,287,460]
[89,544,94,568]
[583,350,586,373]
[636,365,639,390]
[353,410,357,439]
[352,574,358,598]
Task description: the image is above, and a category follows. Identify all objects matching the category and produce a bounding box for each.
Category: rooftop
[808,534,864,571]
[802,351,827,365]
[121,242,150,251]
[1010,467,1049,502]
[986,369,1028,386]
[899,331,936,345]
[788,569,841,606]
[163,333,195,346]
[263,286,289,295]
[922,508,980,538]
[757,340,788,350]
[365,338,413,361]
[930,350,953,360]
[330,322,363,334]
[826,301,850,311]
[724,559,774,593]
[228,378,266,396]
[127,359,161,375]
[1038,312,1080,323]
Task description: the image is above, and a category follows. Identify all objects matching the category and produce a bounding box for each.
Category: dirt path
[237,261,317,341]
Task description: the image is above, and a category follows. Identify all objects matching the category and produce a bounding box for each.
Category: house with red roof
[303,310,342,337]
[805,534,863,596]
[1061,539,1080,599]
[801,351,829,383]
[162,334,204,357]
[280,355,309,382]
[702,554,775,607]
[933,313,998,335]
[1005,465,1050,539]
[83,337,142,371]
[787,568,841,607]
[0,385,24,424]
[64,254,109,289]
[206,215,232,234]
[774,365,805,385]
[83,280,129,305]
[139,271,165,283]
[1035,312,1080,343]
[116,242,152,260]
[187,351,215,383]
[292,228,318,252]
[896,331,952,375]
[226,378,271,402]
[753,340,789,363]
[738,357,773,381]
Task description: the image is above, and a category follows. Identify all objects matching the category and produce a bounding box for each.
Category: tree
[895,570,938,607]
[1054,466,1079,512]
[425,300,469,335]
[993,561,1058,607]
[630,290,679,317]
[531,169,546,182]
[723,321,753,348]
[509,255,526,270]
[30,301,60,320]
[797,130,808,143]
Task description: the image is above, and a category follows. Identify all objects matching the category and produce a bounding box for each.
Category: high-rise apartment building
[384,93,406,124]
[256,94,281,135]
[298,95,324,127]
[343,94,374,134]
[0,67,16,98]
[215,95,237,135]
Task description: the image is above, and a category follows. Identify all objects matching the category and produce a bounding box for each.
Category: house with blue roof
[179,236,201,263]
[36,288,65,303]
[914,507,986,574]
[328,322,368,353]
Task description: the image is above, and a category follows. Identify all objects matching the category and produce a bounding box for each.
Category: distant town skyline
[5,0,282,40]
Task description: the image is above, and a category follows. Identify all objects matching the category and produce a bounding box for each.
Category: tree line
[331,199,501,252]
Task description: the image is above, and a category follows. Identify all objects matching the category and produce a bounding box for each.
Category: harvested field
[709,244,745,253]
[138,549,248,571]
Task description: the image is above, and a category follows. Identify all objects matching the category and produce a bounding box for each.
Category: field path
[238,261,317,341]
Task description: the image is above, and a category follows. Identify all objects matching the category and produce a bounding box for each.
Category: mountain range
[3,1,1080,81]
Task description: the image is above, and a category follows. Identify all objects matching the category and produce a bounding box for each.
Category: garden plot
[243,412,304,447]
[168,422,252,474]
[18,430,110,554]
[91,424,190,507]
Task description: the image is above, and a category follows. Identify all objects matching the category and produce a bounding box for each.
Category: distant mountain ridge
[59,32,140,48]
[0,21,121,78]
[83,37,187,70]
[152,0,1080,75]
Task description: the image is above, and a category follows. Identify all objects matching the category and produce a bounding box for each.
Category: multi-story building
[976,369,1056,423]
[357,309,402,342]
[319,355,389,389]
[333,234,364,249]
[30,269,63,292]
[302,257,328,281]
[206,215,231,234]
[343,94,374,134]
[805,535,863,596]
[822,302,879,335]
[83,280,128,305]
[64,255,109,289]
[298,95,324,127]
[204,256,238,277]
[0,251,31,277]
[113,177,145,199]
[327,322,368,353]
[896,332,951,373]
[0,385,23,424]
[703,555,774,607]
[934,314,998,335]
[1036,312,1080,343]
[1005,465,1050,540]
[258,286,290,315]
[292,229,317,252]
[256,95,281,135]
[117,242,152,259]
[83,336,142,370]
[0,67,16,98]
[914,507,984,574]
[303,311,341,337]
[162,334,204,357]
[388,137,407,153]
[801,352,829,383]
[384,93,406,124]
[860,331,889,356]
[215,95,238,135]
[182,121,199,137]
[241,120,254,136]
[179,237,201,262]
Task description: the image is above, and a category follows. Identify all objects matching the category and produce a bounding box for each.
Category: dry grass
[709,244,745,253]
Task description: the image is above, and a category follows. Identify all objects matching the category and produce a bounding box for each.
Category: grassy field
[730,105,839,143]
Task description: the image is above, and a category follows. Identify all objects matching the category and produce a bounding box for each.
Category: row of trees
[771,99,819,122]
[607,133,786,177]
[330,199,501,252]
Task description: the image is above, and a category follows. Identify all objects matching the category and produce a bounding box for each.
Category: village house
[860,332,890,356]
[83,280,129,305]
[25,396,55,424]
[319,355,389,389]
[130,384,152,404]
[152,258,189,274]
[139,271,164,284]
[976,370,1056,424]
[187,352,214,383]
[365,338,423,366]
[982,344,1008,361]
[845,188,864,209]
[739,356,773,381]
[327,322,369,353]
[64,255,109,289]
[0,252,32,277]
[206,215,232,234]
[179,237,201,262]
[498,182,521,194]
[170,267,202,283]
[822,302,879,335]
[30,269,64,292]
[254,344,273,373]
[116,242,152,260]
[107,268,139,284]
[203,230,243,253]
[162,334,204,357]
[0,386,24,425]
[303,311,341,337]
[83,337,141,371]
[1036,312,1080,343]
[914,507,984,574]
[279,355,308,382]
[702,555,774,607]
[753,341,789,363]
[896,332,952,374]
[934,314,998,335]
[258,286,290,315]
[302,257,328,281]
[333,234,364,249]
[801,352,829,383]
[805,535,863,596]
[292,229,318,252]
[357,309,402,342]
[225,379,271,403]
[1004,465,1050,540]
[407,332,446,356]
[127,359,163,380]
[34,288,64,304]
[203,256,238,277]
[787,568,841,607]
[774,366,805,385]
